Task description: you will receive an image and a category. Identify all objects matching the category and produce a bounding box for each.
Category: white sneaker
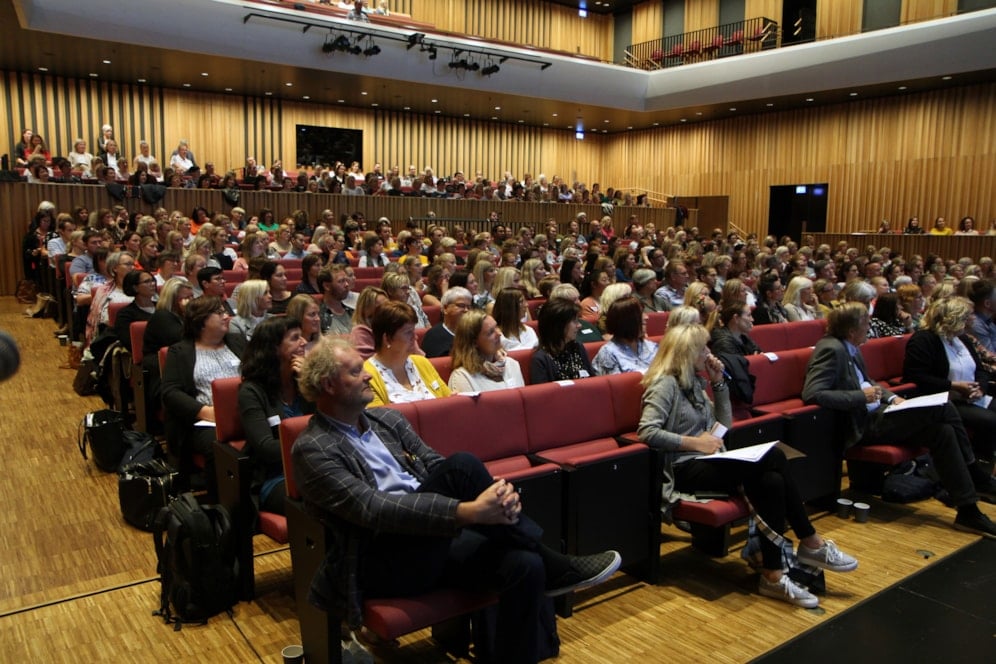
[758,574,819,608]
[797,539,858,572]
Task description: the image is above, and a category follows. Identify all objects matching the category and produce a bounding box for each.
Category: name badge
[431,380,440,390]
[578,370,590,378]
[267,415,281,427]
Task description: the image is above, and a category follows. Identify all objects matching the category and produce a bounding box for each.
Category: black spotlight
[467,61,480,72]
[481,63,500,76]
[348,43,362,55]
[427,45,437,60]
[407,32,425,50]
[333,35,351,52]
[322,39,335,54]
[363,44,381,56]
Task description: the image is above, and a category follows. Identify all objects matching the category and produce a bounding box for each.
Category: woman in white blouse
[364,301,450,406]
[493,287,538,352]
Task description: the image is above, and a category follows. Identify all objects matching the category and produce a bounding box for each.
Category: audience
[448,309,525,392]
[591,297,658,375]
[364,301,450,405]
[531,298,594,383]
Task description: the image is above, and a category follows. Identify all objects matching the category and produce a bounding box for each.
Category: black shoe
[545,550,621,597]
[977,483,996,505]
[954,510,996,539]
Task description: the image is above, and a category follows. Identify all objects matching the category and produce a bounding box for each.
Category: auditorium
[0,1,994,662]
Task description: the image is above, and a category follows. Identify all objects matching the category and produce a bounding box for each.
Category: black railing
[626,17,778,70]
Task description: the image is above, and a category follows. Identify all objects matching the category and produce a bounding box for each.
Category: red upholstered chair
[749,348,841,505]
[750,324,789,352]
[280,416,498,664]
[862,334,915,392]
[223,270,246,284]
[702,34,725,58]
[107,301,128,328]
[786,318,828,348]
[353,277,383,291]
[283,267,303,282]
[428,355,452,384]
[526,298,545,319]
[129,321,149,432]
[524,378,653,580]
[507,348,535,385]
[423,305,441,326]
[725,29,744,48]
[683,40,702,62]
[645,312,669,337]
[353,267,385,279]
[278,258,303,269]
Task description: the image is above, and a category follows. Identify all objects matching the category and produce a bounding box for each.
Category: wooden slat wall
[632,1,664,45]
[815,0,862,39]
[605,82,996,240]
[745,0,782,24]
[409,0,612,60]
[684,0,719,33]
[901,0,959,24]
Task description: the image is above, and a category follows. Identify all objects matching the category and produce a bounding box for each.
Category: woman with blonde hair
[783,276,819,321]
[230,279,271,344]
[348,286,389,359]
[448,309,525,393]
[520,258,547,299]
[487,267,522,305]
[472,258,497,310]
[639,324,857,609]
[285,294,322,353]
[683,281,720,330]
[598,283,635,336]
[382,271,431,329]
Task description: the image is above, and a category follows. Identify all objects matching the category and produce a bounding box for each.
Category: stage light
[481,63,500,76]
[407,32,425,49]
[363,44,381,56]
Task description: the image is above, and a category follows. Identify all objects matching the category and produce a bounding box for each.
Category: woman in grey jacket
[637,324,857,609]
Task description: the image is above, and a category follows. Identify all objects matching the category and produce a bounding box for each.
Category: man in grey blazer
[292,338,620,662]
[802,302,996,538]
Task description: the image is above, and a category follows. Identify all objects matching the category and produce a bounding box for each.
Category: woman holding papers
[903,296,996,464]
[638,324,858,609]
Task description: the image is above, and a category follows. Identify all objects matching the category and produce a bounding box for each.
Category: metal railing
[626,17,777,70]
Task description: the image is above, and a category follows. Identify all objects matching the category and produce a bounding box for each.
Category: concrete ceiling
[4,0,995,133]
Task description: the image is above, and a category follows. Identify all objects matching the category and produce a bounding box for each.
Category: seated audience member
[638,324,857,608]
[550,283,605,345]
[210,225,238,270]
[291,338,621,662]
[969,279,996,354]
[783,276,819,321]
[520,258,546,299]
[364,301,450,406]
[802,303,996,536]
[142,278,193,425]
[70,229,104,277]
[261,261,292,316]
[423,286,472,358]
[238,316,314,516]
[654,260,689,309]
[295,254,323,295]
[233,232,267,271]
[531,298,594,384]
[599,283,638,337]
[181,254,208,298]
[667,305,705,330]
[710,303,762,356]
[113,270,157,353]
[487,267,524,316]
[197,267,233,315]
[358,231,391,267]
[579,268,611,324]
[494,288,539,351]
[591,297,658,375]
[421,264,449,309]
[448,310,525,393]
[382,271,431,329]
[348,287,388,359]
[161,297,243,498]
[869,292,913,337]
[903,297,996,464]
[632,268,667,313]
[753,274,789,325]
[286,294,322,353]
[812,278,837,318]
[681,282,720,331]
[154,251,181,287]
[319,264,356,335]
[86,251,136,345]
[929,217,953,236]
[472,258,498,311]
[230,279,272,344]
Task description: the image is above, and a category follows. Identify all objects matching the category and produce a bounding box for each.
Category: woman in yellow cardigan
[364,300,451,406]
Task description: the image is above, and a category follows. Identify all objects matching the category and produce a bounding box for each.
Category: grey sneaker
[545,550,621,597]
[758,574,819,609]
[797,539,858,572]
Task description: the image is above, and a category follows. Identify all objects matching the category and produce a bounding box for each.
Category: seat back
[130,321,148,365]
[158,346,169,374]
[748,347,812,407]
[353,267,385,279]
[428,355,452,383]
[280,415,313,500]
[606,371,645,433]
[750,324,788,352]
[223,270,247,284]
[211,376,244,445]
[415,390,529,461]
[508,348,534,385]
[423,305,441,326]
[523,377,617,454]
[108,301,128,328]
[786,319,827,349]
[526,299,545,319]
[645,312,669,337]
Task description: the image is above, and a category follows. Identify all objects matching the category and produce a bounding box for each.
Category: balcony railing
[626,17,778,70]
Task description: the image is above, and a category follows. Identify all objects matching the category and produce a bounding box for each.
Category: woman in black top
[114,270,156,353]
[531,298,595,383]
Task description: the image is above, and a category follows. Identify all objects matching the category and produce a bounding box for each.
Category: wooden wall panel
[745,0,782,23]
[901,0,959,24]
[685,0,719,32]
[408,0,611,60]
[605,83,995,239]
[816,0,862,39]
[632,1,664,44]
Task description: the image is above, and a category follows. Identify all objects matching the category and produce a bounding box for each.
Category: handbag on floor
[119,459,178,531]
[78,409,126,472]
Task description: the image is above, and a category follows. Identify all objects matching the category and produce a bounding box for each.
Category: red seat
[702,34,725,57]
[423,304,441,326]
[507,348,534,385]
[526,298,545,319]
[130,321,149,432]
[683,40,702,62]
[725,29,744,47]
[645,312,669,337]
[353,267,385,279]
[428,356,452,384]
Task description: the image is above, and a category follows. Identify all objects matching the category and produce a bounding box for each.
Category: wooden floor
[0,296,988,663]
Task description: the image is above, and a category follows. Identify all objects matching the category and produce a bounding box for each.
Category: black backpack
[153,493,239,629]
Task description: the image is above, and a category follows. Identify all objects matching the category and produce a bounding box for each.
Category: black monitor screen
[296,124,362,168]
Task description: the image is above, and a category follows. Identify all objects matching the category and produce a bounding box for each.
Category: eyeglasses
[138,279,157,285]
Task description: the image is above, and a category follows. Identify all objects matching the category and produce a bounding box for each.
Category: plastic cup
[836,498,853,519]
[853,502,870,523]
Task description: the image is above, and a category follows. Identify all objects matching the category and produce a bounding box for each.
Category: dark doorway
[781,0,817,45]
[768,183,828,241]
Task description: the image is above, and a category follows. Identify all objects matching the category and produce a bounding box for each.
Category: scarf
[481,349,508,381]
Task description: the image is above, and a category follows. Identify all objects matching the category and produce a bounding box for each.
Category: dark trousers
[954,400,996,461]
[674,447,815,571]
[358,452,546,664]
[864,402,977,507]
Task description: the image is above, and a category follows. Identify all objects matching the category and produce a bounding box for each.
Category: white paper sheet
[700,441,777,463]
[883,391,948,414]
